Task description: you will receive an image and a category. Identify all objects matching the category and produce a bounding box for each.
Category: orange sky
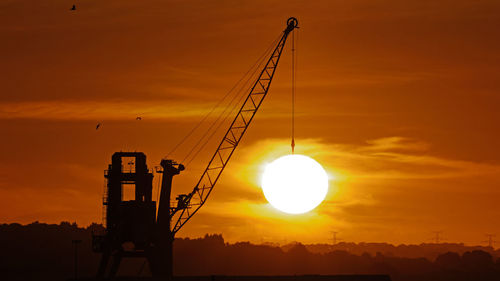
[1,0,500,245]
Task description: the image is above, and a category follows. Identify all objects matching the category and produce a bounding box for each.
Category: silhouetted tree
[435,252,461,270]
[462,250,494,272]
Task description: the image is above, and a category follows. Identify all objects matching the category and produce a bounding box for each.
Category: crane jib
[170,17,299,234]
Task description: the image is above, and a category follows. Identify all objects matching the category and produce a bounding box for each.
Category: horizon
[4,221,498,249]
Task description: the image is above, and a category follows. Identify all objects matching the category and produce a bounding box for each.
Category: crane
[92,17,298,280]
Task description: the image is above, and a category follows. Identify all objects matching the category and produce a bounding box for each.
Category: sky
[1,0,500,245]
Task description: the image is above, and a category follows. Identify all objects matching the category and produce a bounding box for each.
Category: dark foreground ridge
[69,275,391,281]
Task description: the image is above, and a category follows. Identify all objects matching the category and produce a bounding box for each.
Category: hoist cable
[182,77,248,165]
[181,34,281,164]
[165,69,249,159]
[166,34,281,160]
[185,73,253,167]
[181,40,276,165]
[291,29,296,154]
[186,32,285,166]
[184,45,272,166]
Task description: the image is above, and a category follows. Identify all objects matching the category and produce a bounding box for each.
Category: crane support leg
[150,233,174,280]
[96,249,111,278]
[152,159,184,281]
[108,251,123,278]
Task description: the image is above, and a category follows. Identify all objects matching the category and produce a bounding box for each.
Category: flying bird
[136,117,142,121]
[70,4,76,11]
[96,123,101,130]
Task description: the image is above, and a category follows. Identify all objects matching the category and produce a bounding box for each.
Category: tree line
[1,222,500,281]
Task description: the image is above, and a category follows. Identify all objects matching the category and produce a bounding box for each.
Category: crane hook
[286,17,299,33]
[287,17,299,28]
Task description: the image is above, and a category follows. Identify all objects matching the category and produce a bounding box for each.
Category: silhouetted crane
[92,17,299,281]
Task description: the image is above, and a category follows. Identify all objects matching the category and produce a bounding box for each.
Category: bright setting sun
[261,154,329,214]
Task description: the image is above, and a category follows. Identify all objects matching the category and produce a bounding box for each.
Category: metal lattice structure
[170,17,299,234]
[94,17,299,280]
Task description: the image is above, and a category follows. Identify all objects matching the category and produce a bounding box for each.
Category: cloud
[363,137,429,152]
[204,136,500,214]
[189,136,500,242]
[0,100,222,120]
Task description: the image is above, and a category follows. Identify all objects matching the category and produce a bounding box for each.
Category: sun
[261,154,329,214]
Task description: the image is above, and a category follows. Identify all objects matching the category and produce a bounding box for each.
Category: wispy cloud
[0,100,218,120]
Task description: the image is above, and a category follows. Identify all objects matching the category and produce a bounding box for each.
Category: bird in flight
[136,117,142,121]
[70,4,76,11]
[96,123,101,130]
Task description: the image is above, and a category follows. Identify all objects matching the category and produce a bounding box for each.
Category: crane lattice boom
[170,17,298,234]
